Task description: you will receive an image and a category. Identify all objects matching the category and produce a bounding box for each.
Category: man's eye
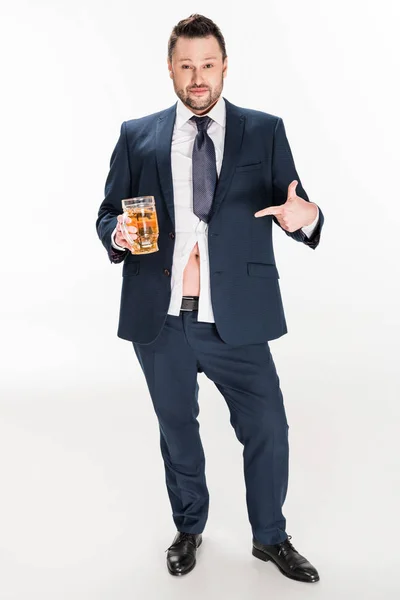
[181,64,213,69]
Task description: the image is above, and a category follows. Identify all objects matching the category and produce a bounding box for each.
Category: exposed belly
[182,242,200,295]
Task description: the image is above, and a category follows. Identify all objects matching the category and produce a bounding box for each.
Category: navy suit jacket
[96,97,324,346]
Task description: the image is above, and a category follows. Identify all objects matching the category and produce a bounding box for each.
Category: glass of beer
[121,196,159,254]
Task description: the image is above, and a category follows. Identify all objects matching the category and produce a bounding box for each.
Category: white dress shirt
[111,97,319,323]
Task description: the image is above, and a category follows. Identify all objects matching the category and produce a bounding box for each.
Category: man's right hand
[115,214,138,250]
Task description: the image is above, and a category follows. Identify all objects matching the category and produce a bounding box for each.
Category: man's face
[168,35,228,115]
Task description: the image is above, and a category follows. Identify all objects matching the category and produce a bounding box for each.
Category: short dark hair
[168,14,227,62]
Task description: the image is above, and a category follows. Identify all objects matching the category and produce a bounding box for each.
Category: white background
[1,1,400,598]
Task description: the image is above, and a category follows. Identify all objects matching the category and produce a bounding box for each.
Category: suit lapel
[208,97,245,223]
[155,97,245,229]
[156,103,177,228]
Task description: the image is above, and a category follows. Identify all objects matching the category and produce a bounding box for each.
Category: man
[96,14,324,582]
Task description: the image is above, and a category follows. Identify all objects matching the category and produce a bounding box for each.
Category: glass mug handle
[121,212,135,247]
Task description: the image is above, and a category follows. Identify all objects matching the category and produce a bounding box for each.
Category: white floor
[1,336,399,600]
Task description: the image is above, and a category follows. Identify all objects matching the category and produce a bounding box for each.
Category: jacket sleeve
[96,121,130,263]
[272,117,324,250]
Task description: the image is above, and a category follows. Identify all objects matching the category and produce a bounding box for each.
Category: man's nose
[192,71,206,86]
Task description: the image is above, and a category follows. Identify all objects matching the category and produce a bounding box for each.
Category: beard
[174,77,224,112]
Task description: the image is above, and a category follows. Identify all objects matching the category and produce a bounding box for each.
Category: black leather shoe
[252,535,320,583]
[165,531,202,576]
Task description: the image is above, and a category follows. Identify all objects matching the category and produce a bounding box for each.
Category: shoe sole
[252,546,320,583]
[167,537,203,576]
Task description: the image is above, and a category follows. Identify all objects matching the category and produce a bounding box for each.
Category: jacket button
[163,268,170,276]
[169,232,175,239]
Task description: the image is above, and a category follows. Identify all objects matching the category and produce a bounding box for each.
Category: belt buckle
[181,296,197,311]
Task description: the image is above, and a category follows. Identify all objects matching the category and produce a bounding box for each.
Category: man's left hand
[254,180,318,232]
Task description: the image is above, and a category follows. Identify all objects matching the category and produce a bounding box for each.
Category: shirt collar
[175,95,226,130]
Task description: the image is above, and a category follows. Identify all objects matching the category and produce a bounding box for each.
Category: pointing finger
[254,206,284,218]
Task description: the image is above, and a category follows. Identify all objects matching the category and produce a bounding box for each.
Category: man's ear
[223,57,228,78]
[167,59,173,78]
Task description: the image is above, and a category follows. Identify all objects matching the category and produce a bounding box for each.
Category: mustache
[189,86,209,90]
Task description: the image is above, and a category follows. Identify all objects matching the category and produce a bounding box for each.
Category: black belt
[180,296,199,311]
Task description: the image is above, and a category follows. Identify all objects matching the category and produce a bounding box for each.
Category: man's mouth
[190,88,208,95]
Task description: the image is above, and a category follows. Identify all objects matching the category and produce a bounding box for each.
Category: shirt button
[163,268,170,276]
[169,232,175,239]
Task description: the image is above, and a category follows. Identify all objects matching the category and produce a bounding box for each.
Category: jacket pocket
[122,261,140,277]
[235,161,262,172]
[247,262,279,278]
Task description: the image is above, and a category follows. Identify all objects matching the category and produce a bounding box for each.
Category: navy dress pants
[132,310,289,545]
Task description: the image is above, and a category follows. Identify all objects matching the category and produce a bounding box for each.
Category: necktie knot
[190,115,212,132]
